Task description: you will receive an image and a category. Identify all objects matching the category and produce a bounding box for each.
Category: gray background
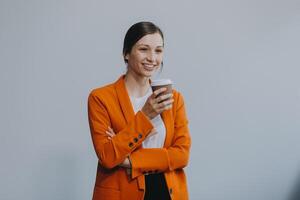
[1,0,300,199]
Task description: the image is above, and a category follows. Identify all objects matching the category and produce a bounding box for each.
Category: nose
[147,51,155,62]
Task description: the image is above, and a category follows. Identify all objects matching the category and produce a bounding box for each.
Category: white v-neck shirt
[129,88,166,148]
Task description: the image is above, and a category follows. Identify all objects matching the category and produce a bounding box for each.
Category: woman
[88,21,191,200]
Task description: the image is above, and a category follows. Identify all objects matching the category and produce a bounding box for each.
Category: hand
[119,157,131,168]
[106,126,116,140]
[147,128,158,138]
[141,88,174,120]
[106,126,131,168]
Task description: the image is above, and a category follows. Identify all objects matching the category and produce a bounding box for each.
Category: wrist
[141,109,152,120]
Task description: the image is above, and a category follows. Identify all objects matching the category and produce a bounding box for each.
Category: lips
[143,63,155,71]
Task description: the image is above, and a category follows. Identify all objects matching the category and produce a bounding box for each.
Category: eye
[139,48,148,51]
[156,49,163,53]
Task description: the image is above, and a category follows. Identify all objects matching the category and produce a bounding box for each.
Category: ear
[124,53,129,61]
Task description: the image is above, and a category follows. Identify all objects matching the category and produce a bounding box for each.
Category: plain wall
[1,0,300,199]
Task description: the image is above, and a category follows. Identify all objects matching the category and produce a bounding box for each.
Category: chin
[142,67,159,76]
[142,69,157,77]
[141,72,153,78]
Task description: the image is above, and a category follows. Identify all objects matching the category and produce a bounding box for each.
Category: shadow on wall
[288,172,300,200]
[32,148,82,200]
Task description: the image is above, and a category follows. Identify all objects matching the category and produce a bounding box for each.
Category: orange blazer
[88,75,191,200]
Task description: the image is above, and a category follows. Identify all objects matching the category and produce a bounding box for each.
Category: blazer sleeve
[88,91,154,169]
[129,92,191,179]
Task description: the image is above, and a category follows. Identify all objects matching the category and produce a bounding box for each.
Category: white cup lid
[151,79,172,86]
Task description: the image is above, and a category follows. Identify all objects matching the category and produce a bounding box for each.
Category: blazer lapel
[114,75,135,124]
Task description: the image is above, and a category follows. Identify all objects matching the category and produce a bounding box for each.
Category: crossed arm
[88,91,191,179]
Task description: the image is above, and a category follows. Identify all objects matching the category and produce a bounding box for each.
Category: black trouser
[144,173,171,200]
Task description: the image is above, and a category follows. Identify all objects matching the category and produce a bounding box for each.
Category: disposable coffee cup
[151,79,173,97]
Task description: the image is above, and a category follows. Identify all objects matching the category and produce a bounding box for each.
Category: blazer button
[133,138,138,143]
[138,133,142,139]
[128,142,134,148]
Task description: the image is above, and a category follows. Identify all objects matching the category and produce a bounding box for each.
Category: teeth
[143,64,154,68]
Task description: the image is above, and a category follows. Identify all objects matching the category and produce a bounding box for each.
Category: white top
[129,87,166,148]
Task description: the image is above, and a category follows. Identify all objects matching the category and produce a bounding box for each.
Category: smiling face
[124,33,164,78]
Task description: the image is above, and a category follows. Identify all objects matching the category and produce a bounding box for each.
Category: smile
[143,63,156,71]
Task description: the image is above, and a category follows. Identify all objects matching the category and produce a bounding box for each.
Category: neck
[124,70,151,98]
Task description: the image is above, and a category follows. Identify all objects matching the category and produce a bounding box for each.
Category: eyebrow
[137,44,164,48]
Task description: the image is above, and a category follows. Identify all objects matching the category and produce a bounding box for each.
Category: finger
[156,93,173,103]
[162,98,174,106]
[148,128,158,137]
[153,87,167,97]
[164,104,173,110]
[158,104,172,112]
[108,127,116,135]
[105,131,113,136]
[156,99,174,110]
[108,136,112,140]
[156,95,174,105]
[106,131,114,137]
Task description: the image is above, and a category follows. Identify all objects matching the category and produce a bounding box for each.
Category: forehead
[135,33,164,47]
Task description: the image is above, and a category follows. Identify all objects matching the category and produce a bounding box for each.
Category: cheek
[157,55,163,62]
[132,53,145,62]
[128,55,140,64]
